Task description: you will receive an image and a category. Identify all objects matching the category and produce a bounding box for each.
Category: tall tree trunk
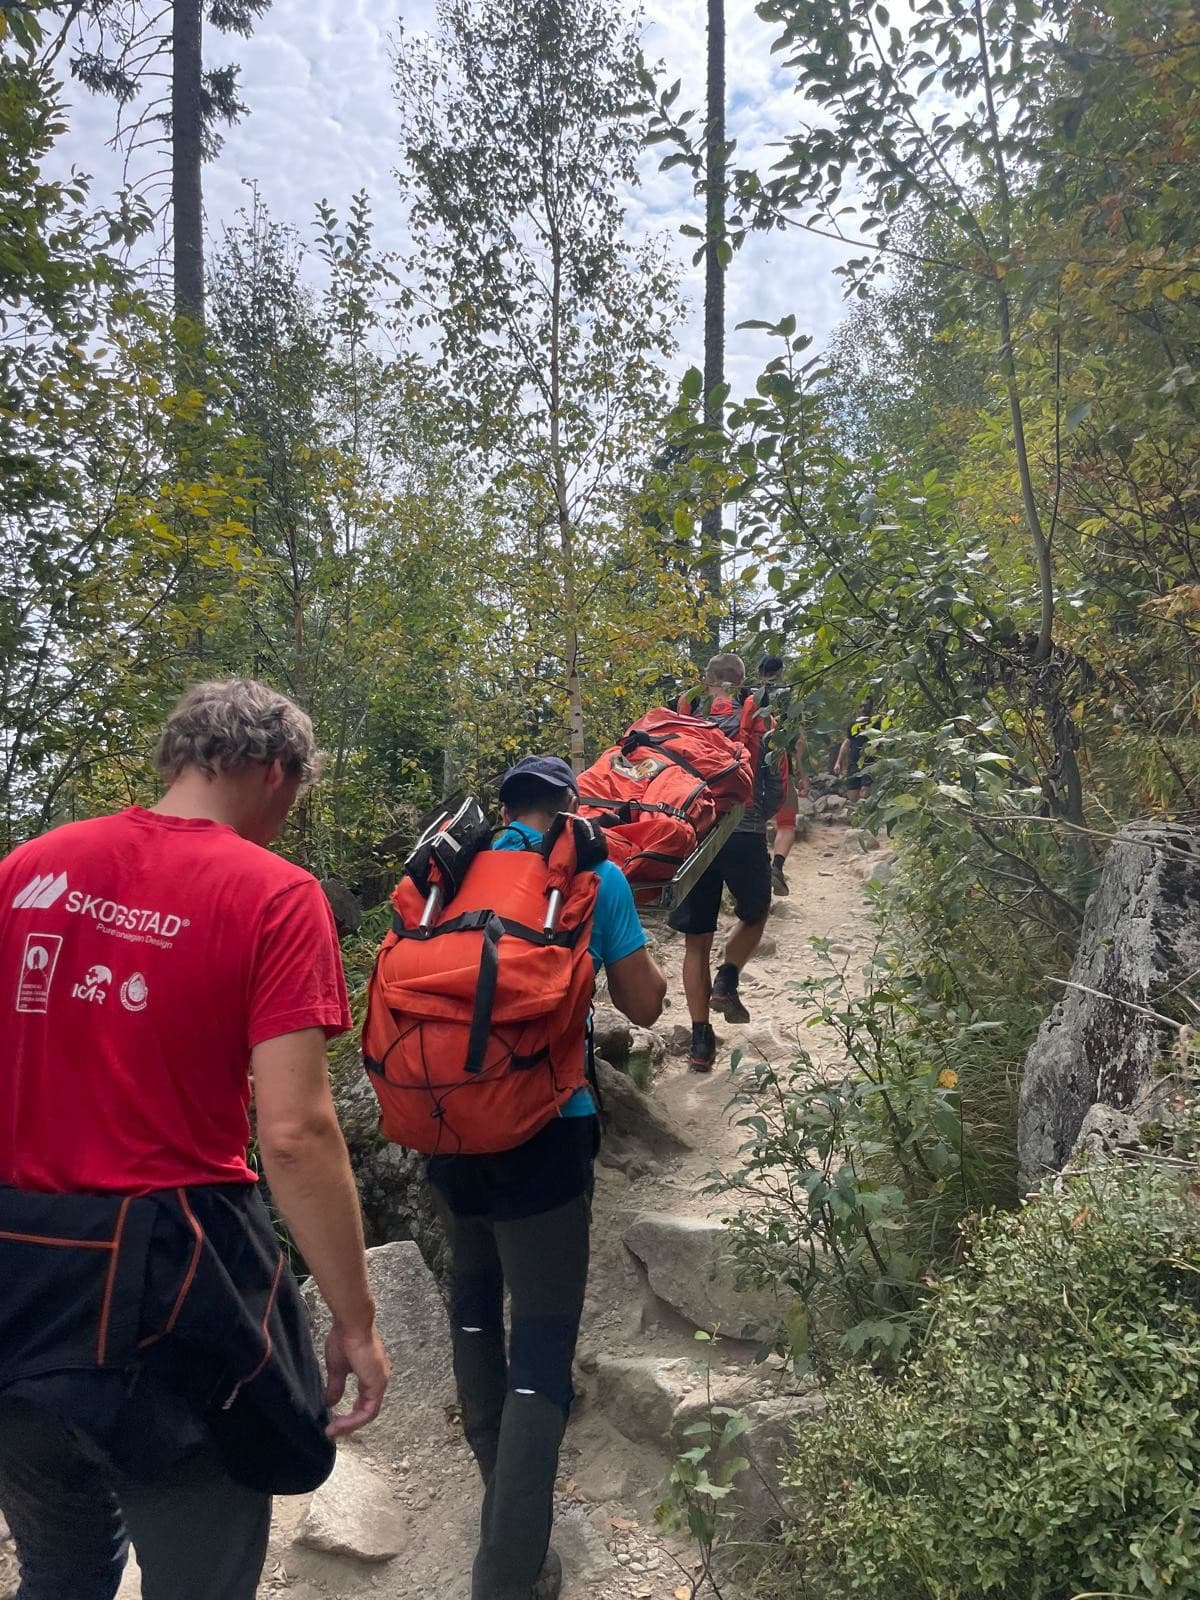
[173,0,205,323]
[699,0,726,653]
[549,238,586,770]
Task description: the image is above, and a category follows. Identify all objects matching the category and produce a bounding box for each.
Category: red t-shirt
[0,807,351,1194]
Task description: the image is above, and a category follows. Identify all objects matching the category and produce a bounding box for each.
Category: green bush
[720,942,1022,1374]
[774,1165,1200,1600]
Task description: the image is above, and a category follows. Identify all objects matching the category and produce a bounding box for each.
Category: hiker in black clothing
[426,757,667,1600]
[670,653,774,1072]
[835,696,879,800]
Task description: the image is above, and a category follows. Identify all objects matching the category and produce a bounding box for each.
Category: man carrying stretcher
[671,653,777,1072]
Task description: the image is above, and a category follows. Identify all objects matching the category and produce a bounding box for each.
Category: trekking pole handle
[544,888,563,936]
[419,884,444,933]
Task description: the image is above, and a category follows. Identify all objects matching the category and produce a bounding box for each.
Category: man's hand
[324,1322,391,1439]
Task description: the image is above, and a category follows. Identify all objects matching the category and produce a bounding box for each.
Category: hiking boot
[688,1022,717,1073]
[533,1549,563,1600]
[771,863,789,897]
[710,968,750,1025]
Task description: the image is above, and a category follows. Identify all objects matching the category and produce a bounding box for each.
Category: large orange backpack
[362,824,601,1157]
[677,691,786,816]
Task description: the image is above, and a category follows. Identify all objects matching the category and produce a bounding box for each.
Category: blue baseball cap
[499,755,579,802]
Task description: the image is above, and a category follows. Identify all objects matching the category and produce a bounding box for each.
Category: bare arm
[605,945,667,1027]
[834,736,851,776]
[253,1029,390,1438]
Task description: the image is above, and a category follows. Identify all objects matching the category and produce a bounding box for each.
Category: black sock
[715,961,738,990]
[692,1020,713,1045]
[772,853,786,872]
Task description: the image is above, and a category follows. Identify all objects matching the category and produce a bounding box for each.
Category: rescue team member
[835,696,879,801]
[428,757,666,1600]
[756,656,810,897]
[0,680,389,1600]
[671,654,772,1071]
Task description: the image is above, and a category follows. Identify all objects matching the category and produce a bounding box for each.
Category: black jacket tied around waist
[0,1182,334,1495]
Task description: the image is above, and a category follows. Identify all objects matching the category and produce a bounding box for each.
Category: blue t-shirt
[494,820,647,1114]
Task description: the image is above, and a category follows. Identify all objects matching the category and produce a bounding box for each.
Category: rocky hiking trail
[41,818,883,1600]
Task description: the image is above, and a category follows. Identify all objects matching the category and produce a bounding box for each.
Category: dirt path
[106,822,873,1600]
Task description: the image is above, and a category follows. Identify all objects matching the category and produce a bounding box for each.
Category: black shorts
[668,829,772,936]
[427,1114,599,1222]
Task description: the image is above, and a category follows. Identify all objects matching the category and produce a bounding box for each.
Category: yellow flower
[938,1069,959,1090]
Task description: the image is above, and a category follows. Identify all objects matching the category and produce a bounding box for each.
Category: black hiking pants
[428,1117,595,1600]
[0,1393,270,1600]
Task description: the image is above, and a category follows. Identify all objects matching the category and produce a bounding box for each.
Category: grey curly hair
[705,652,746,687]
[155,679,322,785]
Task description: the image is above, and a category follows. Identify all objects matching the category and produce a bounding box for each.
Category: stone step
[624,1211,784,1342]
[583,1350,825,1530]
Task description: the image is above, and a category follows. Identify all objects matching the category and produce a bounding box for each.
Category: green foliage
[720,939,1024,1375]
[60,0,273,160]
[394,0,708,761]
[771,1164,1200,1600]
[657,1354,751,1600]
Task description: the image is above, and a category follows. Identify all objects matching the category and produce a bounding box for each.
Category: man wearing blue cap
[429,755,666,1600]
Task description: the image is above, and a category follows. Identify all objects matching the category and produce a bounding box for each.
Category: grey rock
[319,877,363,935]
[625,1213,784,1341]
[592,1005,635,1070]
[328,1053,447,1281]
[0,1542,14,1600]
[625,1023,667,1089]
[666,1023,694,1056]
[1017,822,1200,1191]
[303,1241,455,1461]
[752,935,777,960]
[594,1355,693,1447]
[843,827,879,854]
[296,1446,406,1562]
[671,1392,826,1528]
[740,1023,789,1062]
[594,1059,690,1157]
[855,850,896,887]
[1069,1102,1145,1167]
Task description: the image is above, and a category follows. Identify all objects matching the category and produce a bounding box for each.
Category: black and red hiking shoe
[688,1021,717,1073]
[710,965,750,1025]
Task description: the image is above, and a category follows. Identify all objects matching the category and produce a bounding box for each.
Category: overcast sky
[47,0,855,394]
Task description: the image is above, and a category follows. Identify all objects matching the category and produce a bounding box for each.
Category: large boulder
[624,1213,785,1341]
[328,1054,447,1281]
[302,1241,455,1461]
[1017,822,1200,1191]
[594,1059,690,1157]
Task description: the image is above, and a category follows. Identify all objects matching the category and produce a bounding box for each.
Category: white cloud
[45,0,855,391]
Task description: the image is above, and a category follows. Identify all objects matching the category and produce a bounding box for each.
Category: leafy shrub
[770,1164,1200,1600]
[719,941,1022,1372]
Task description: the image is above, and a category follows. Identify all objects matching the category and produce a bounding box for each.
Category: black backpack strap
[465,912,505,1074]
[585,1021,605,1134]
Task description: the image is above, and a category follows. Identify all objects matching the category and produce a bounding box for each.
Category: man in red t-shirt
[0,680,389,1600]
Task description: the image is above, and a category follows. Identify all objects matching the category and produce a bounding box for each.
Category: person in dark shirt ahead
[0,679,389,1600]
